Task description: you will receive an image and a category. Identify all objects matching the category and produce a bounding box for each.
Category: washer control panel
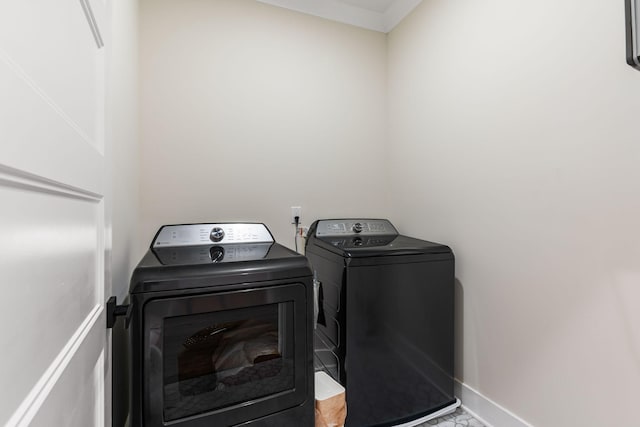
[153,223,274,247]
[315,219,398,237]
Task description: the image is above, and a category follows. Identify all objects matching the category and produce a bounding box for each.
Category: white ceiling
[255,0,423,33]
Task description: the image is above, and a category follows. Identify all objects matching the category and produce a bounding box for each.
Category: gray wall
[108,0,139,424]
[387,0,640,425]
[138,0,390,250]
[135,0,640,425]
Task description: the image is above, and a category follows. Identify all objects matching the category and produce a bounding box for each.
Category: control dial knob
[352,222,363,233]
[209,227,225,242]
[210,246,225,263]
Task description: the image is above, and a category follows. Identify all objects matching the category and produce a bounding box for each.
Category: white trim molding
[255,0,422,33]
[381,0,422,32]
[0,163,103,202]
[6,305,103,427]
[80,0,104,48]
[455,380,534,427]
[0,48,96,148]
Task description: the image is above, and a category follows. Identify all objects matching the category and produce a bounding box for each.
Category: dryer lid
[128,223,312,294]
[130,242,312,294]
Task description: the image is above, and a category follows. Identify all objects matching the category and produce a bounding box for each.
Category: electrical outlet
[291,206,302,224]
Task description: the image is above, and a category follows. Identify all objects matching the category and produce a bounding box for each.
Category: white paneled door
[0,0,110,426]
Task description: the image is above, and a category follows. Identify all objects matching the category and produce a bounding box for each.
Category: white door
[0,0,110,426]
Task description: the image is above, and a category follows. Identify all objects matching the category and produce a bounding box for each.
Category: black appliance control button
[210,227,225,242]
[209,246,225,263]
[353,237,363,246]
[352,223,363,233]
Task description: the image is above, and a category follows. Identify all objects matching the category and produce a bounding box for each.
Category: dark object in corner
[626,0,640,69]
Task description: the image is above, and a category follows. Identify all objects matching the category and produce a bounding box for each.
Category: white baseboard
[454,380,534,427]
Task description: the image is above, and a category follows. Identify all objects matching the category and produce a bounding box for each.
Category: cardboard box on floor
[315,371,346,427]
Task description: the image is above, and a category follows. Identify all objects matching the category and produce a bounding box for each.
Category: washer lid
[314,219,398,237]
[314,234,451,258]
[308,219,450,258]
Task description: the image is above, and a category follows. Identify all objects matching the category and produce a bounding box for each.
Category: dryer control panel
[315,219,398,237]
[153,223,274,247]
[153,243,273,264]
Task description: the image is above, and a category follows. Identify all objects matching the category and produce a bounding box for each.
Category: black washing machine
[305,219,460,427]
[117,223,314,427]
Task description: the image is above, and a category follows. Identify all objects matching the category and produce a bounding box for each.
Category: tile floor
[418,407,485,427]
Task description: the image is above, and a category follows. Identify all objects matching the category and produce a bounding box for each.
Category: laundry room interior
[3,0,640,426]
[114,0,640,426]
